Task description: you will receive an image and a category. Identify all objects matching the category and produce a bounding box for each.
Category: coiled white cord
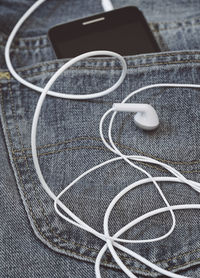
[4,0,200,277]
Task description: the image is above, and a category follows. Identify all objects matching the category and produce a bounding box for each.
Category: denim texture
[1,1,200,277]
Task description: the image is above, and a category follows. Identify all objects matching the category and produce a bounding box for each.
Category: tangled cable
[4,1,200,278]
[29,50,200,278]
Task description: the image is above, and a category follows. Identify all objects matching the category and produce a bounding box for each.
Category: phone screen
[49,7,160,58]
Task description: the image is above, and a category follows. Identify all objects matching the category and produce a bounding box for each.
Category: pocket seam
[16,57,200,76]
[12,137,200,166]
[1,79,200,274]
[0,84,154,274]
[14,147,200,174]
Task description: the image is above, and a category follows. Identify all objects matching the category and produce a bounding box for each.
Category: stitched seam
[9,44,49,51]
[14,146,200,174]
[152,20,200,32]
[168,258,200,271]
[15,146,106,158]
[15,59,200,77]
[13,51,200,73]
[13,153,105,263]
[9,157,200,270]
[118,143,200,166]
[13,137,200,166]
[9,82,75,241]
[0,84,154,274]
[0,72,10,80]
[8,82,103,253]
[159,248,200,265]
[1,145,99,262]
[0,86,101,259]
[1,84,200,271]
[0,88,15,152]
[7,82,157,267]
[137,161,200,174]
[12,136,99,152]
[150,16,200,26]
[7,146,155,273]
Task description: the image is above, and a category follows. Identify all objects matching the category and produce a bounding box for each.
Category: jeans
[1,1,200,277]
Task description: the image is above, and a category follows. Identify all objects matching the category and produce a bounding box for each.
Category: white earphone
[4,1,200,278]
[113,103,159,130]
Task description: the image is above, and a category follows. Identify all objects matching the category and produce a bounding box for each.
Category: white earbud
[6,1,200,278]
[112,103,159,130]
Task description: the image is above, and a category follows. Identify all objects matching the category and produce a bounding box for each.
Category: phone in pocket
[48,6,160,58]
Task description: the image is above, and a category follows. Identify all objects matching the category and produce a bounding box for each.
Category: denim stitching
[168,258,200,271]
[12,137,101,152]
[8,83,105,253]
[0,86,107,261]
[7,82,160,271]
[15,146,107,158]
[0,72,10,80]
[10,44,50,51]
[151,20,200,32]
[152,16,200,25]
[9,163,153,274]
[14,59,200,80]
[14,147,200,174]
[155,22,200,32]
[158,247,200,265]
[9,81,82,239]
[0,84,155,274]
[1,77,200,272]
[14,51,200,73]
[12,138,200,166]
[10,158,200,273]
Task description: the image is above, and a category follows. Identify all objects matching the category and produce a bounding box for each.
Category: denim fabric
[1,1,200,277]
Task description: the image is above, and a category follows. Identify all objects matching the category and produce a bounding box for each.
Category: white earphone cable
[31,53,200,278]
[101,0,114,11]
[5,1,200,278]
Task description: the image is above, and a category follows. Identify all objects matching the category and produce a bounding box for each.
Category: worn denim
[1,1,200,277]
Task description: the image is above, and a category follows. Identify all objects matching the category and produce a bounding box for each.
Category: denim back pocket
[1,50,200,277]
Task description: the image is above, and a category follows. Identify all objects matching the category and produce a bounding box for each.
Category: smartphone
[48,6,160,59]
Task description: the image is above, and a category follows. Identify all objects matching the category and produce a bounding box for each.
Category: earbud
[112,103,159,130]
[6,1,200,278]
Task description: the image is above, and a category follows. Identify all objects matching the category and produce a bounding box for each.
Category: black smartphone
[48,6,160,59]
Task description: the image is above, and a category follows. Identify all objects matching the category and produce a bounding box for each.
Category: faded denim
[1,1,200,277]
